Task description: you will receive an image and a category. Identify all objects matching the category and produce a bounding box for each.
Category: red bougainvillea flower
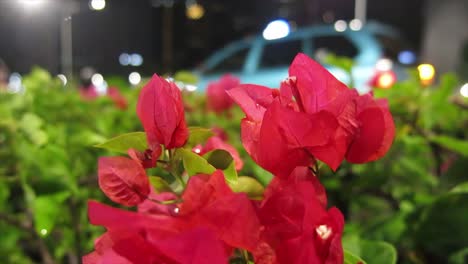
[84,201,229,264]
[98,156,150,206]
[227,85,338,178]
[107,87,128,109]
[137,74,189,150]
[85,171,261,263]
[287,54,395,167]
[255,167,344,264]
[206,74,240,113]
[193,136,244,171]
[228,53,395,175]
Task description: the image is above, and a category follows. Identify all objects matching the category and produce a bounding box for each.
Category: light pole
[355,0,367,24]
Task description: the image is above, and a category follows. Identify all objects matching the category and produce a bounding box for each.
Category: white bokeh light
[91,73,104,86]
[334,20,347,32]
[349,19,362,31]
[57,74,67,86]
[375,58,393,72]
[130,53,144,66]
[460,83,468,98]
[262,19,291,40]
[129,72,141,86]
[119,53,130,66]
[89,0,106,11]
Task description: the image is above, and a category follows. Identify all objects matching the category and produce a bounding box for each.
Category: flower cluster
[84,53,394,264]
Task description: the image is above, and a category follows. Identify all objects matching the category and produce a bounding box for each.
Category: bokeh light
[349,19,363,31]
[460,83,468,98]
[119,53,130,66]
[418,63,435,85]
[262,19,290,40]
[398,50,417,65]
[57,74,67,86]
[91,73,104,86]
[129,72,141,86]
[89,0,106,11]
[334,20,347,32]
[186,3,205,20]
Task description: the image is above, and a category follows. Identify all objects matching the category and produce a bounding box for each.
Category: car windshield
[375,34,415,63]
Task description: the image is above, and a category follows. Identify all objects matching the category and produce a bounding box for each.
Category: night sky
[0,0,425,76]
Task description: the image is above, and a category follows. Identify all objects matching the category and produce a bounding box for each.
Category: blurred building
[422,0,468,74]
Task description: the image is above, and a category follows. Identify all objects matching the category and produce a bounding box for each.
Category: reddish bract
[98,156,150,206]
[256,171,344,264]
[107,87,128,109]
[137,74,189,150]
[228,53,395,175]
[206,74,240,113]
[86,171,261,263]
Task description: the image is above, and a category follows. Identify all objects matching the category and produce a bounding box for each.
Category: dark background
[0,0,425,76]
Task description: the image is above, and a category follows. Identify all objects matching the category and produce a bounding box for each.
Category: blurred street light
[129,72,141,86]
[418,64,435,85]
[130,53,143,66]
[57,74,67,86]
[349,19,363,31]
[375,58,393,71]
[262,19,290,40]
[91,73,104,86]
[186,3,204,20]
[18,0,45,8]
[119,53,131,66]
[398,51,417,65]
[460,83,468,98]
[334,20,347,32]
[89,0,106,11]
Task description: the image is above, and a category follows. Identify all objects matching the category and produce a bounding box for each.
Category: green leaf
[228,176,264,199]
[430,135,468,156]
[344,235,397,264]
[449,247,468,264]
[203,149,237,184]
[451,182,468,194]
[360,240,397,264]
[203,149,233,170]
[177,148,216,176]
[33,191,70,237]
[148,176,172,193]
[344,250,367,264]
[186,127,213,147]
[94,132,147,153]
[415,192,468,257]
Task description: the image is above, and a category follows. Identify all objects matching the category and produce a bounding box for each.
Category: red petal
[152,227,229,264]
[346,96,395,163]
[107,87,128,110]
[98,157,150,206]
[207,74,239,113]
[226,84,275,122]
[256,102,311,178]
[137,74,188,149]
[240,119,262,162]
[289,53,349,114]
[199,192,261,251]
[256,101,337,178]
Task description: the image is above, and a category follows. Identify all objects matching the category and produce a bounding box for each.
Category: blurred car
[193,21,417,93]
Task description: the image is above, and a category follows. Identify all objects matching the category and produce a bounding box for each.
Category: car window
[375,34,412,61]
[260,39,303,68]
[312,35,358,59]
[205,47,249,74]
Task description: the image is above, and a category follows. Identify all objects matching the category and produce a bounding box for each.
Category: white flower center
[316,224,332,240]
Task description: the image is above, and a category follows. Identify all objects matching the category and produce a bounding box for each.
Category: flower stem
[168,150,186,189]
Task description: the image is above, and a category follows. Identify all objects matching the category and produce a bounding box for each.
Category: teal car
[194,21,414,93]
